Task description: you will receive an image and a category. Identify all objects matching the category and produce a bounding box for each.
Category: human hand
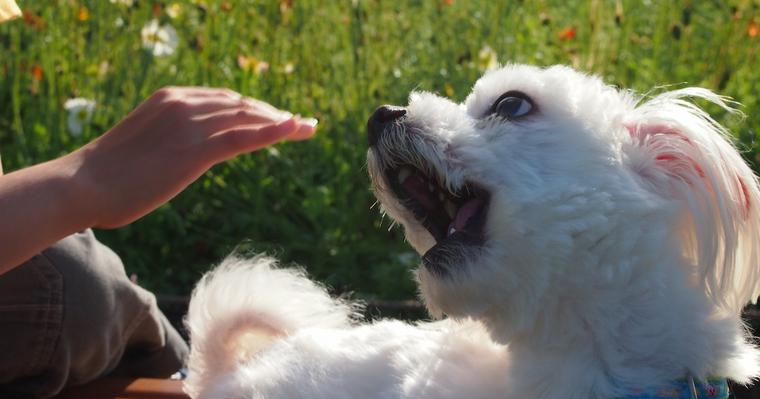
[64,86,317,229]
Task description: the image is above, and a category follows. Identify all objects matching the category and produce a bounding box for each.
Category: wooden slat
[54,378,189,399]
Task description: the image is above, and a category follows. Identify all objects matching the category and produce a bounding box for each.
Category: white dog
[183,64,760,399]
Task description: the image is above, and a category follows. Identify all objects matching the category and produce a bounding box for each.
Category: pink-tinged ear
[623,88,760,314]
[625,122,749,218]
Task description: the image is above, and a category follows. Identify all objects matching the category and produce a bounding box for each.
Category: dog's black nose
[367,105,407,147]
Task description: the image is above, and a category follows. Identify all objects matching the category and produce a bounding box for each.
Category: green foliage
[1,0,758,299]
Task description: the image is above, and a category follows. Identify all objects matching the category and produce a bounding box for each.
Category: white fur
[185,64,760,398]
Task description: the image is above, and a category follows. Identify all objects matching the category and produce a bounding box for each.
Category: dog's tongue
[402,173,484,236]
[451,198,483,231]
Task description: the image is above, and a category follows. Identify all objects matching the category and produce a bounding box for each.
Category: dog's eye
[490,91,534,120]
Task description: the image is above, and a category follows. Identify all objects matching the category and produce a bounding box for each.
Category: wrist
[53,150,102,231]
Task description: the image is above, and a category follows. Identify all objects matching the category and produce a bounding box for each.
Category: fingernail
[280,111,294,120]
[299,117,319,127]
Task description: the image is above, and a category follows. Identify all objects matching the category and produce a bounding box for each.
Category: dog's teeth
[397,168,411,184]
[444,200,457,218]
[448,226,457,236]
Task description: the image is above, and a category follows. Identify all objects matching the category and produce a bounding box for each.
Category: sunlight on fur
[184,64,760,399]
[228,329,281,364]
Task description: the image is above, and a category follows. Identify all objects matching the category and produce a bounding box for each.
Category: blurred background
[0,0,758,310]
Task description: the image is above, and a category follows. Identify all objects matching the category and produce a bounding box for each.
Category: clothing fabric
[0,230,188,398]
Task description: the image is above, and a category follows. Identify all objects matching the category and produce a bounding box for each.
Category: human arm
[0,87,317,274]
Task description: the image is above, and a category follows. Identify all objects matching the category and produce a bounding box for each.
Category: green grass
[1,0,758,300]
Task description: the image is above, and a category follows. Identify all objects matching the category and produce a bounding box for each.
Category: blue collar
[620,377,729,399]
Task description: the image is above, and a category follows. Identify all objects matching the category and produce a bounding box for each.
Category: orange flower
[22,8,44,30]
[21,8,34,24]
[221,2,232,12]
[30,64,42,95]
[31,64,42,81]
[558,26,576,41]
[152,2,161,17]
[77,7,89,22]
[749,21,759,38]
[442,0,454,6]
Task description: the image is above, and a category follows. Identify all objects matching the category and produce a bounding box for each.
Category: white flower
[64,98,96,137]
[115,17,124,28]
[141,19,179,57]
[109,0,135,6]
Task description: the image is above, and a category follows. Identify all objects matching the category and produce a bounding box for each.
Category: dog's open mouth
[386,164,490,262]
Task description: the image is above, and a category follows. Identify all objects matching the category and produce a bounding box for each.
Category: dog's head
[367,64,760,340]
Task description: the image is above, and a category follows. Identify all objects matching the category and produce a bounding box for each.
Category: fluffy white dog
[184,64,760,399]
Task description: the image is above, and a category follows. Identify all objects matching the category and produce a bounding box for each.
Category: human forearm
[0,153,96,273]
[0,87,316,275]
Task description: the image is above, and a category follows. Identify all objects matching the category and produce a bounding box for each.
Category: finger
[285,118,319,141]
[192,98,294,123]
[171,87,288,119]
[179,96,249,116]
[195,107,292,133]
[159,87,299,122]
[185,89,293,120]
[148,87,243,109]
[168,86,245,101]
[208,118,300,160]
[243,97,292,117]
[241,98,307,123]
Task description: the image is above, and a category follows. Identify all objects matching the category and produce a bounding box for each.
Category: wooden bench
[54,378,189,399]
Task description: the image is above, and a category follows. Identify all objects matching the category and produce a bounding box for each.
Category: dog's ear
[625,88,760,314]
